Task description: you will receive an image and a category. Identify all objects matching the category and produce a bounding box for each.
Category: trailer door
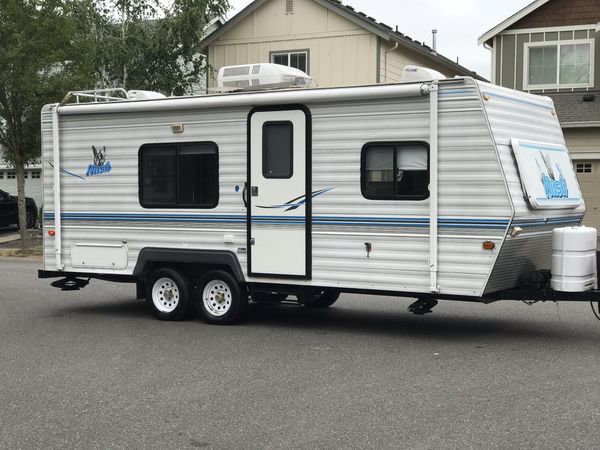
[248,107,311,279]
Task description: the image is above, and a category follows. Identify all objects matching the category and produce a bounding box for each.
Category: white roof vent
[217,63,312,92]
[127,90,166,100]
[401,65,446,83]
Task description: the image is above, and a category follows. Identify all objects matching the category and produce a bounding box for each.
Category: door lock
[251,186,259,196]
[250,238,255,245]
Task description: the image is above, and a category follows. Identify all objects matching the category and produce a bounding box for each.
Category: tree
[94,0,230,95]
[0,0,97,250]
[0,0,229,252]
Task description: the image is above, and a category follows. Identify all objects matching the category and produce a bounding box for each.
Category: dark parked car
[0,189,37,228]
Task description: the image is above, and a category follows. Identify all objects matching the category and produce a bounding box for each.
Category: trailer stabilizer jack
[408,298,438,315]
[50,277,90,291]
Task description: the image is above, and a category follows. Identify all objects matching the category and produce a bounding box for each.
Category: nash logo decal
[86,145,112,177]
[537,152,568,199]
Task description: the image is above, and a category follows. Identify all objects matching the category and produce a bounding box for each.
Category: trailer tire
[298,289,340,308]
[196,270,247,325]
[146,268,192,321]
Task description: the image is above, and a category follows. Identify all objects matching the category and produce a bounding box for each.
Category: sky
[226,0,534,79]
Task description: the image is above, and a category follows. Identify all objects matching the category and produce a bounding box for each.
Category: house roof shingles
[545,91,600,127]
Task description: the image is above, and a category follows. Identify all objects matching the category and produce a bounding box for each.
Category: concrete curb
[0,233,20,244]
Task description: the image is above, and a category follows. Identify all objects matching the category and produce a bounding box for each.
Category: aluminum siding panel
[43,80,511,297]
[479,81,586,293]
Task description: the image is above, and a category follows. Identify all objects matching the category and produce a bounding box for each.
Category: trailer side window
[139,142,219,208]
[263,121,293,179]
[361,142,429,200]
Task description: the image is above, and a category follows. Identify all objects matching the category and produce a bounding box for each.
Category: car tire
[26,208,36,229]
[196,270,247,325]
[146,268,192,321]
[298,289,340,308]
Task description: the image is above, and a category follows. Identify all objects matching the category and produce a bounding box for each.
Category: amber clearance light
[483,241,495,250]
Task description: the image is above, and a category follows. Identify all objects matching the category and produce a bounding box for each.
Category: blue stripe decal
[520,143,567,153]
[43,212,514,229]
[438,89,478,96]
[43,212,585,230]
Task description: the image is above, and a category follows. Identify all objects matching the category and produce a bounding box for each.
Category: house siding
[509,0,600,29]
[207,0,379,88]
[379,41,468,83]
[496,27,598,92]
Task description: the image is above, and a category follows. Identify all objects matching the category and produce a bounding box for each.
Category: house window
[361,142,430,200]
[0,172,3,179]
[139,142,219,208]
[576,163,593,173]
[263,121,293,179]
[24,172,28,179]
[7,171,15,179]
[31,170,41,179]
[271,50,308,74]
[525,40,594,89]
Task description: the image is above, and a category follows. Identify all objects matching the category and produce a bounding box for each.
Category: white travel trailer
[39,74,600,324]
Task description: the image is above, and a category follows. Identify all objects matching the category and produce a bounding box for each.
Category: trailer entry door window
[263,121,293,179]
[140,142,219,208]
[361,142,429,200]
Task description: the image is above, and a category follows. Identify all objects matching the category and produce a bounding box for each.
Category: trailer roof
[50,79,474,116]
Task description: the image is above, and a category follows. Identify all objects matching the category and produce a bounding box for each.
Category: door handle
[242,183,248,207]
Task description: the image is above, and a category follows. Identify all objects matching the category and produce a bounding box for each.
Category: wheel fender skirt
[133,248,245,283]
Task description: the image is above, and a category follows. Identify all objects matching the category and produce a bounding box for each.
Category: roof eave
[477,0,551,46]
[390,35,486,81]
[561,121,600,129]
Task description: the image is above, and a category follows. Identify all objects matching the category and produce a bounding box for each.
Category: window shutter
[285,0,295,14]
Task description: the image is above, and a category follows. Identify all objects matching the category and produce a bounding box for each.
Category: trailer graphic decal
[48,162,86,181]
[86,146,112,177]
[256,188,334,211]
[49,146,112,179]
[511,139,582,210]
[538,152,568,199]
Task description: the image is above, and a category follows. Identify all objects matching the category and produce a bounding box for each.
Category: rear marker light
[48,230,56,237]
[483,241,495,250]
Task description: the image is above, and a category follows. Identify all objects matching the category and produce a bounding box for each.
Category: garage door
[575,160,600,243]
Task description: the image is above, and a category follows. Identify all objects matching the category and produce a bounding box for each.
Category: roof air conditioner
[217,63,313,92]
[401,65,446,83]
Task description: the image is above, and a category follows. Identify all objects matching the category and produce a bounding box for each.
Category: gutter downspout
[51,105,63,271]
[384,41,399,83]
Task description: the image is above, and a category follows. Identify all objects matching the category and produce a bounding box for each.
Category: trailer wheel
[298,289,340,308]
[146,268,192,321]
[196,270,247,325]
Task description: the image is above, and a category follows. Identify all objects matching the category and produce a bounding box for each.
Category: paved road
[2,259,600,449]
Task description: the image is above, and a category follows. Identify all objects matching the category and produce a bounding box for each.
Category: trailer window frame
[360,141,430,201]
[262,120,294,179]
[138,141,219,209]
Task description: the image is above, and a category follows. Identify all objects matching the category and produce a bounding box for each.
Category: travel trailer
[39,65,600,324]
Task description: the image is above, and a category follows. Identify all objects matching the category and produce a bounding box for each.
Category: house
[0,148,43,208]
[199,0,485,90]
[478,0,600,234]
